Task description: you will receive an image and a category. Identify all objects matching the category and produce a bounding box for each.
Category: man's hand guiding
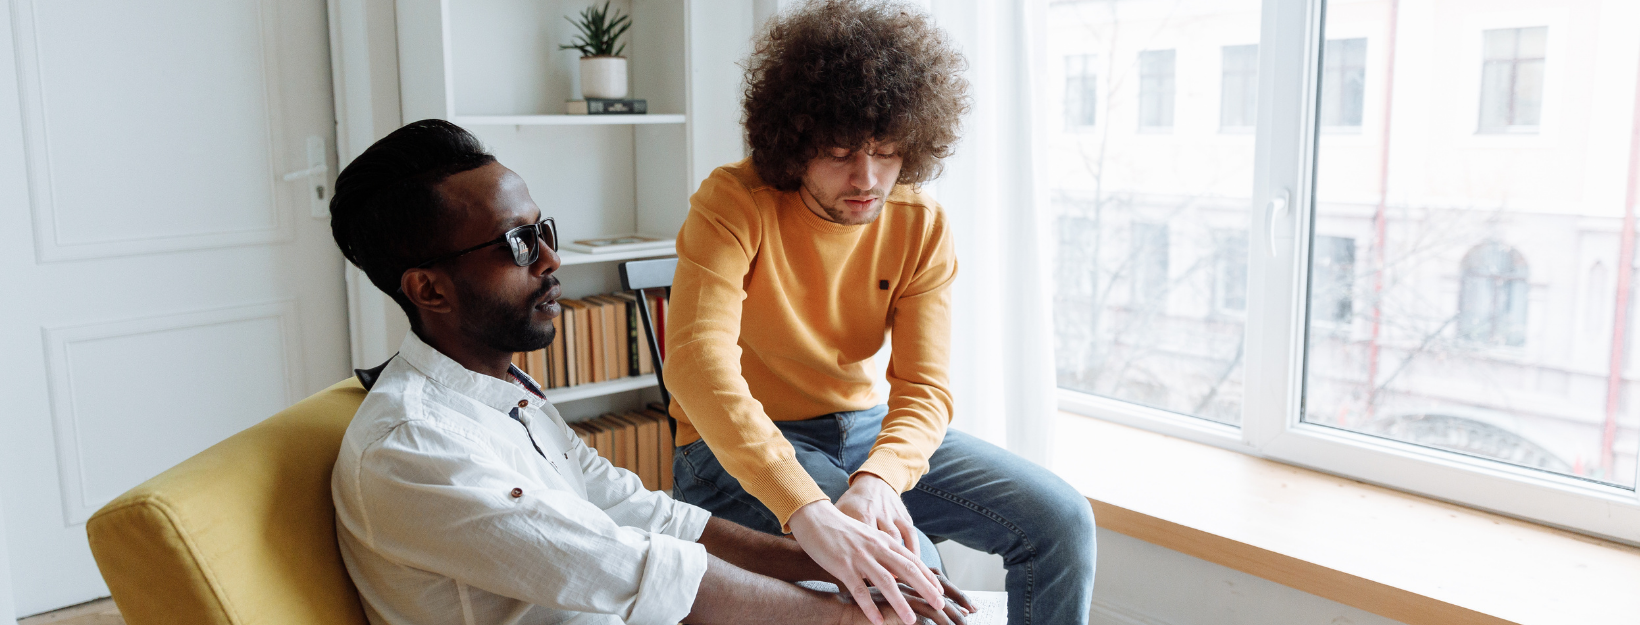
[788,498,945,625]
[837,473,922,556]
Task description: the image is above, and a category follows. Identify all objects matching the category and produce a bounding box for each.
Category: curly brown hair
[743,0,970,191]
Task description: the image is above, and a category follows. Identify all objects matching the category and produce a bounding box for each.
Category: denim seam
[834,415,850,466]
[912,482,1039,624]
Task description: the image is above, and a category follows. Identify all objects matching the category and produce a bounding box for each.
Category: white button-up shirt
[333,332,710,625]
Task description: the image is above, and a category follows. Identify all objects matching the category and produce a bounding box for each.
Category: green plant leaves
[558,1,631,57]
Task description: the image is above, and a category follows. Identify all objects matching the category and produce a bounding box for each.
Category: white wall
[939,530,1408,625]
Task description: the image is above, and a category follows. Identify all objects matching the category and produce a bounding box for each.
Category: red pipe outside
[1365,0,1401,422]
[1599,44,1640,478]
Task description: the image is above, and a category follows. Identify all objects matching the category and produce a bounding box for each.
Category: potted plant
[561,1,632,100]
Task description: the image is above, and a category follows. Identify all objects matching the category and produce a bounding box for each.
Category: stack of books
[511,290,669,389]
[569,404,674,491]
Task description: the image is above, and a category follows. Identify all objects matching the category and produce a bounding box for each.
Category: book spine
[626,298,641,377]
[552,315,566,388]
[563,301,580,386]
[603,299,619,380]
[583,303,596,385]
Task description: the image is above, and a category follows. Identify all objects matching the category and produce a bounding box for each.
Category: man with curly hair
[664,2,1097,624]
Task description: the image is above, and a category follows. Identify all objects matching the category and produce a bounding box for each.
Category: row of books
[512,290,669,389]
[570,405,674,492]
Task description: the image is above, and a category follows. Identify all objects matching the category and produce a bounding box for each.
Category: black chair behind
[619,258,678,431]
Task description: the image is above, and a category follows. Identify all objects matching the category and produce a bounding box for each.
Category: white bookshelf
[340,1,749,414]
[394,0,721,419]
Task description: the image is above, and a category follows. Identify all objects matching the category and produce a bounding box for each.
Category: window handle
[1267,189,1290,257]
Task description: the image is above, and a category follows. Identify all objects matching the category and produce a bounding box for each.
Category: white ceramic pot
[580,56,629,99]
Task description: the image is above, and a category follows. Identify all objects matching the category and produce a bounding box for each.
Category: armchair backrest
[86,379,369,625]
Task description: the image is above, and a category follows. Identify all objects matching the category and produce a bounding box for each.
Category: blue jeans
[673,405,1096,625]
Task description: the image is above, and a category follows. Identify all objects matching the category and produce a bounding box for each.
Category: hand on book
[789,500,944,625]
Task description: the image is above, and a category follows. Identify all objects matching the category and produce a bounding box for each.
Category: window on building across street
[1310,235,1355,324]
[1220,44,1259,129]
[1138,49,1176,130]
[1457,241,1529,347]
[1065,54,1099,128]
[1131,222,1170,311]
[1047,0,1640,543]
[1320,38,1367,127]
[1479,26,1547,132]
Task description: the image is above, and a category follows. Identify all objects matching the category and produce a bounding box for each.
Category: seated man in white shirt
[326,119,972,625]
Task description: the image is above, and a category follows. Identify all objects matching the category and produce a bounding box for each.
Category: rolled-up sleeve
[351,422,707,625]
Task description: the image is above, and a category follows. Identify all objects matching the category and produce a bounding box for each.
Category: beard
[802,180,890,226]
[457,276,557,354]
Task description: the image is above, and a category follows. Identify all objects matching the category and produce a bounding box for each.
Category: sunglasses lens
[541,220,557,252]
[507,230,535,266]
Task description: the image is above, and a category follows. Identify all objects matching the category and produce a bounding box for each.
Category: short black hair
[329,119,496,327]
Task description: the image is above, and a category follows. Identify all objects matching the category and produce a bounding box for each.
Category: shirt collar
[396,331,547,414]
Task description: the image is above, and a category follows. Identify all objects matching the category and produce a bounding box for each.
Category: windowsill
[1053,412,1640,625]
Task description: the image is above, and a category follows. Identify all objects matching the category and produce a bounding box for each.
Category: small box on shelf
[565,98,648,115]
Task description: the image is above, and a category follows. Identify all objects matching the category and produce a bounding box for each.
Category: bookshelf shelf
[544,375,659,403]
[454,114,687,127]
[557,247,676,267]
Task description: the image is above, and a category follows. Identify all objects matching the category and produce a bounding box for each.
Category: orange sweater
[667,160,958,528]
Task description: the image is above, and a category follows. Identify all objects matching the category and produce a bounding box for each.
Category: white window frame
[1056,0,1640,546]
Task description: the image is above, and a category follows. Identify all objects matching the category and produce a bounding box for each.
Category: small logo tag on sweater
[879,280,890,290]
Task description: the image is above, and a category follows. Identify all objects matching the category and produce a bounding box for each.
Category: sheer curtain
[928,0,1057,463]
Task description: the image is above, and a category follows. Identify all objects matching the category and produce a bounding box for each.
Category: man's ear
[400,268,455,317]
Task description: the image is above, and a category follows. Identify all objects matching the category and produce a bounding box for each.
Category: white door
[0,0,348,616]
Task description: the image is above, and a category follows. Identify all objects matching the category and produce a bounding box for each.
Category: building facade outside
[1045,0,1640,487]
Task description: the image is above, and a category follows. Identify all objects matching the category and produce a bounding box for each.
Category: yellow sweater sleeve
[855,212,958,494]
[666,169,831,528]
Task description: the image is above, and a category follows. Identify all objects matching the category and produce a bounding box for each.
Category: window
[1048,3,1256,428]
[1478,26,1546,132]
[1220,44,1259,129]
[1131,222,1170,310]
[1320,38,1366,127]
[1047,0,1640,545]
[1457,242,1528,347]
[1138,49,1176,129]
[1065,54,1099,127]
[1215,231,1248,313]
[1310,235,1355,324]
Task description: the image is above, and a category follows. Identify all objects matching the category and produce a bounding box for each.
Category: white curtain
[927,0,1057,464]
[0,490,14,625]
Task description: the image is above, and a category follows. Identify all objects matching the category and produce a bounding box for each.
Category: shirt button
[517,400,529,408]
[510,488,523,498]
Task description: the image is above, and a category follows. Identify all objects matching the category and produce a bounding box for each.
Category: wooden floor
[17,599,123,625]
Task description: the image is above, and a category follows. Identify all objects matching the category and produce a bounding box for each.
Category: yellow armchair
[86,379,369,625]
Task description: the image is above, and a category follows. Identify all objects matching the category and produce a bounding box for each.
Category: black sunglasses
[414,217,558,269]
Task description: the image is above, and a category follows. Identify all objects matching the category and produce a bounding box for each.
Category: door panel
[0,0,346,615]
[15,0,292,260]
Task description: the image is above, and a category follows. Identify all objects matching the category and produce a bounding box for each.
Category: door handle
[281,136,330,219]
